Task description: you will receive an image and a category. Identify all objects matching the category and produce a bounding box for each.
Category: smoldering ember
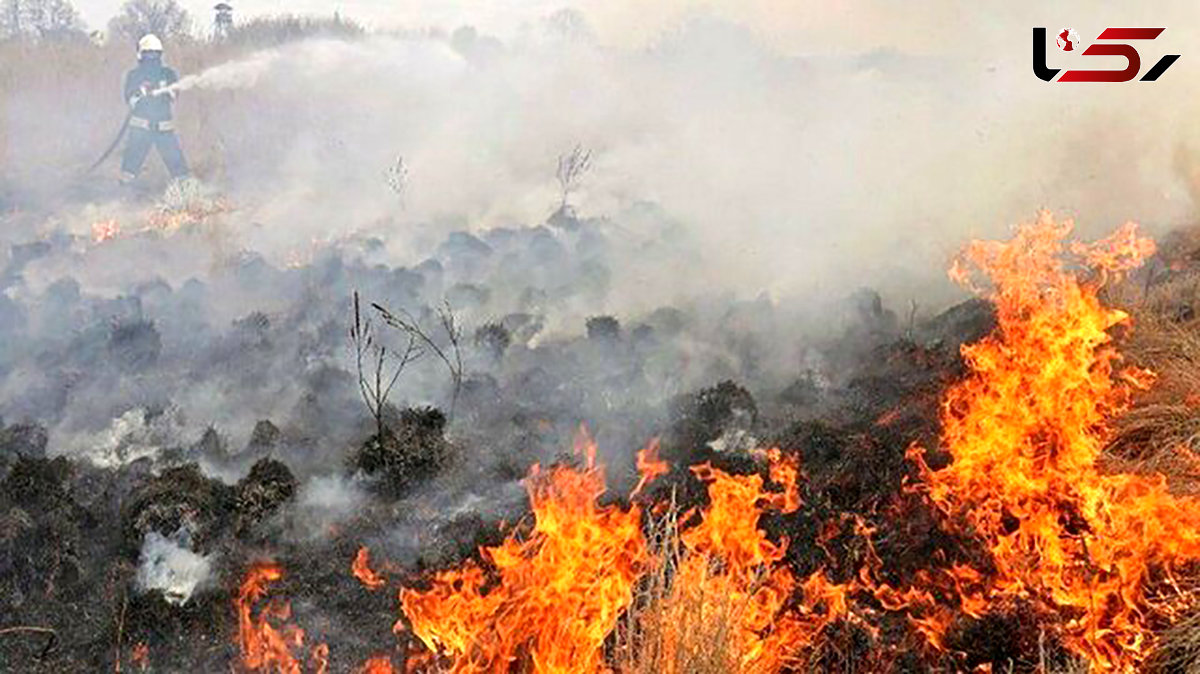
[6,3,1200,674]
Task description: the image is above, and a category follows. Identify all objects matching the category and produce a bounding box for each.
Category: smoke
[290,474,369,539]
[6,8,1200,668]
[68,406,186,468]
[10,13,1200,308]
[135,530,215,605]
[146,19,1199,310]
[2,8,1200,480]
[160,39,418,95]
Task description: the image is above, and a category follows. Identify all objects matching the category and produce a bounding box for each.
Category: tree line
[0,0,190,43]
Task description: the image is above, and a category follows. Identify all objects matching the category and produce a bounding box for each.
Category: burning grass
[14,213,1200,673]
[379,214,1200,672]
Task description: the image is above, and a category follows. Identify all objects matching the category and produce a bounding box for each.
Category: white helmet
[137,34,163,54]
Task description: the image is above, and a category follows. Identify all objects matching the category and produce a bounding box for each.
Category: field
[5,12,1200,674]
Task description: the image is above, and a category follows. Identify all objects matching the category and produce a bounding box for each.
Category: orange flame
[91,219,120,243]
[631,437,668,498]
[655,452,848,672]
[311,643,329,674]
[916,213,1200,670]
[399,427,843,673]
[237,561,305,673]
[353,546,387,590]
[357,656,395,673]
[400,428,649,672]
[221,215,1200,672]
[130,642,149,671]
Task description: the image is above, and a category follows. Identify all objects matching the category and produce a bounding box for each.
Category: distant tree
[383,154,407,207]
[0,0,86,41]
[543,7,595,43]
[224,13,362,47]
[555,144,592,212]
[108,0,190,43]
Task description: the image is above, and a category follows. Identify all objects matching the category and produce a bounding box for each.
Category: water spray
[88,48,285,173]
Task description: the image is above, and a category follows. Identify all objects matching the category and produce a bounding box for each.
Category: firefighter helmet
[137,34,163,54]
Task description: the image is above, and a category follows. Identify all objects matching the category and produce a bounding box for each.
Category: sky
[71,0,1200,57]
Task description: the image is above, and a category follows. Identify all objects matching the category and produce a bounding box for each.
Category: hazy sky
[73,0,1200,61]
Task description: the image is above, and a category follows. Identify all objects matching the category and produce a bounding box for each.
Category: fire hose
[86,110,133,173]
[86,86,174,174]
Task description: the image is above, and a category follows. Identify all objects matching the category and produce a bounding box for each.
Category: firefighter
[120,34,190,184]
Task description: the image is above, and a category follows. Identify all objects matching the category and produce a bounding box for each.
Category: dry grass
[611,503,739,674]
[611,500,784,674]
[1106,253,1200,494]
[1149,611,1200,674]
[1105,227,1200,671]
[0,21,367,204]
[609,228,1200,674]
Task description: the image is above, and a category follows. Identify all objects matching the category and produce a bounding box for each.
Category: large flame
[399,428,650,673]
[398,428,840,673]
[916,212,1200,670]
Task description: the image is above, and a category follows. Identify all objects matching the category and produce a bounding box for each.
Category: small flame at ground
[91,219,120,243]
[130,641,149,671]
[631,437,667,498]
[357,656,395,673]
[352,546,387,590]
[237,561,321,674]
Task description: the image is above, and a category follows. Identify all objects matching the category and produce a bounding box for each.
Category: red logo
[1034,27,1180,82]
[1057,28,1080,51]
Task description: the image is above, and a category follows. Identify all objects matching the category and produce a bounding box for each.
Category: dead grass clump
[1107,264,1200,493]
[1148,611,1200,673]
[610,496,836,674]
[612,504,748,674]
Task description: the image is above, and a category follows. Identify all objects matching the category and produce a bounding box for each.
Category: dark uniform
[120,58,189,182]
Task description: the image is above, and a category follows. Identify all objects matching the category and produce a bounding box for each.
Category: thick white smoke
[11,10,1200,314]
[135,530,214,605]
[136,17,1200,313]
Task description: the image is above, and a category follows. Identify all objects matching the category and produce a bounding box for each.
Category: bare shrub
[373,300,464,419]
[473,321,510,361]
[383,154,407,206]
[349,291,421,439]
[555,143,592,212]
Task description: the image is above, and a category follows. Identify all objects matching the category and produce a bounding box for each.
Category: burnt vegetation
[4,208,1200,673]
[20,197,1200,669]
[4,7,1200,673]
[0,206,1017,670]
